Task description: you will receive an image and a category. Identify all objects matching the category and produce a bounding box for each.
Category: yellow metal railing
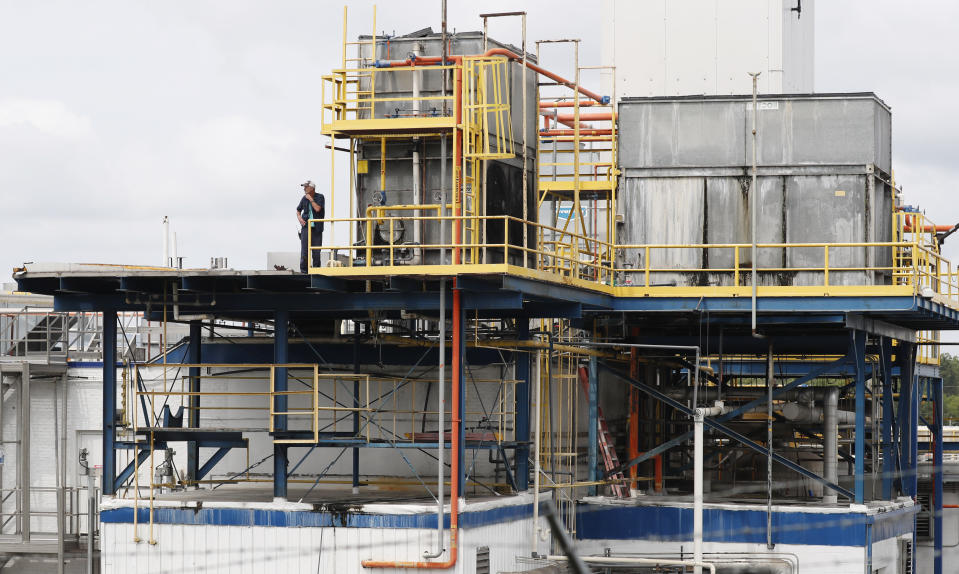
[308,212,959,300]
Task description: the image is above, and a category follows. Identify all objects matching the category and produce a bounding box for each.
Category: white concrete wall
[100,503,548,574]
[601,0,815,99]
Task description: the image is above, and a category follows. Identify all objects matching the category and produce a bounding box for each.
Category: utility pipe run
[376,48,608,104]
[903,214,956,233]
[749,72,761,336]
[548,555,717,574]
[423,279,446,559]
[363,283,461,570]
[412,43,423,263]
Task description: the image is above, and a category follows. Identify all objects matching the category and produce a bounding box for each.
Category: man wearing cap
[296,180,325,273]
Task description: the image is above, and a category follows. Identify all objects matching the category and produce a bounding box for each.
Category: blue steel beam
[600,363,854,500]
[852,330,867,503]
[197,447,233,481]
[514,321,531,490]
[102,309,117,495]
[113,448,151,492]
[274,308,289,500]
[880,337,896,500]
[604,354,852,475]
[186,321,202,483]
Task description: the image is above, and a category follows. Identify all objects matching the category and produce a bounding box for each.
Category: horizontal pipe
[538,128,611,136]
[546,555,716,574]
[539,100,602,108]
[375,49,608,104]
[541,111,615,122]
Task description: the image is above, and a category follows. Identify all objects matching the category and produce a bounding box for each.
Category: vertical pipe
[766,344,774,549]
[162,216,169,266]
[514,319,530,490]
[587,356,598,497]
[54,375,64,574]
[456,287,466,495]
[440,0,448,266]
[102,309,117,497]
[412,42,422,258]
[934,376,944,574]
[19,362,30,542]
[187,320,201,484]
[853,330,867,504]
[424,279,446,558]
[273,309,289,500]
[86,471,94,574]
[521,13,528,266]
[749,72,761,335]
[823,387,839,504]
[352,327,361,494]
[693,409,705,574]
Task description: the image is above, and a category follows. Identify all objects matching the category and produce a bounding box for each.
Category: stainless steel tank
[617,93,893,288]
[349,30,538,266]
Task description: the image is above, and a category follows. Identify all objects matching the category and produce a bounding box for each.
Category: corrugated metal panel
[102,512,545,574]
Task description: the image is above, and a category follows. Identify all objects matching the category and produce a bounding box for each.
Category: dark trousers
[300,225,323,272]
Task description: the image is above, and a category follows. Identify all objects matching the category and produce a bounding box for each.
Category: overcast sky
[1,0,958,277]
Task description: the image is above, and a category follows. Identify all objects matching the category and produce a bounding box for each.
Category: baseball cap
[301,180,315,189]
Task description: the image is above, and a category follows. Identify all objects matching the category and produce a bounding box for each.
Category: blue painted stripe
[576,504,917,547]
[101,501,541,529]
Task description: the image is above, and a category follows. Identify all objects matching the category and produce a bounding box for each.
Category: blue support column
[102,308,117,495]
[853,330,867,504]
[273,309,289,500]
[880,337,895,500]
[352,328,361,491]
[514,320,531,491]
[186,320,202,484]
[934,376,944,574]
[587,356,599,496]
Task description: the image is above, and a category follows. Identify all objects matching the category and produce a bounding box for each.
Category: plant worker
[297,180,325,273]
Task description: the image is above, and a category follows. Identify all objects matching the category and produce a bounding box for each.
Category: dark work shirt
[297,193,325,231]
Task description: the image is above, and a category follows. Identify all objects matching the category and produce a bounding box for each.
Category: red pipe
[380,49,606,104]
[362,288,461,569]
[539,100,601,108]
[542,111,615,123]
[904,214,954,233]
[539,128,612,137]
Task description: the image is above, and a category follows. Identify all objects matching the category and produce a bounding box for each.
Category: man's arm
[296,208,306,227]
[309,196,324,218]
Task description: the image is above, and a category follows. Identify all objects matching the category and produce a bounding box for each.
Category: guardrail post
[273,309,289,500]
[824,245,830,287]
[352,327,361,493]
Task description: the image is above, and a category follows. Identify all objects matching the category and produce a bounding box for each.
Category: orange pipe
[542,111,615,123]
[381,49,606,104]
[362,287,461,569]
[903,214,955,233]
[944,505,959,508]
[654,454,663,493]
[363,59,465,574]
[539,101,601,108]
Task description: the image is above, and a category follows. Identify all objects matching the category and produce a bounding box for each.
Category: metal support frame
[352,329,361,492]
[600,361,854,500]
[102,309,117,496]
[880,337,895,500]
[197,447,233,481]
[273,308,289,500]
[514,320,531,490]
[186,320,202,483]
[607,355,851,476]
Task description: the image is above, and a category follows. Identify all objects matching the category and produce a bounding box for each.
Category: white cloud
[0,99,94,139]
[182,116,298,189]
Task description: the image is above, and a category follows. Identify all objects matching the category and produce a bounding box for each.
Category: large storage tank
[351,30,538,266]
[616,93,894,288]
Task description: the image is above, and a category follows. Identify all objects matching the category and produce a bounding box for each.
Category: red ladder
[578,366,629,497]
